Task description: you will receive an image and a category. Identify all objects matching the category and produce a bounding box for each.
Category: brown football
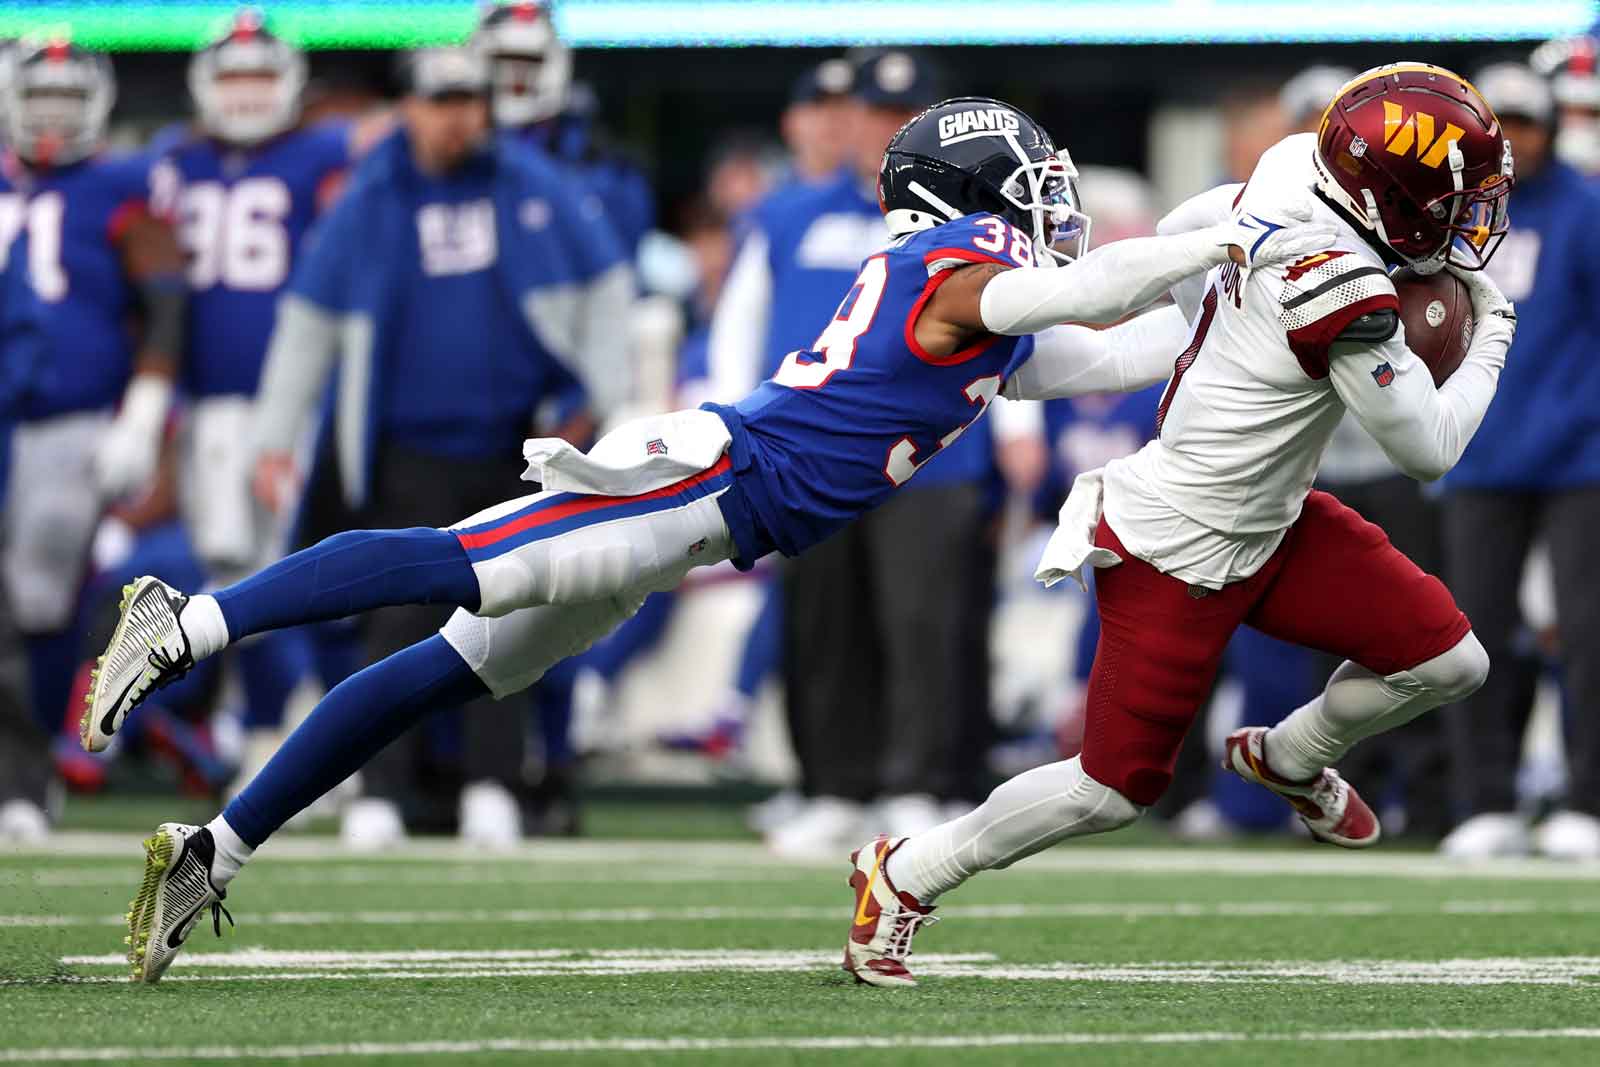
[1393,268,1474,387]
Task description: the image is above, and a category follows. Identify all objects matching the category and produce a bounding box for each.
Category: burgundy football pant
[1082,490,1472,806]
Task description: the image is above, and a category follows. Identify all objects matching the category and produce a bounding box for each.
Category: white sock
[1266,635,1489,782]
[204,815,254,888]
[885,756,1141,903]
[179,594,230,661]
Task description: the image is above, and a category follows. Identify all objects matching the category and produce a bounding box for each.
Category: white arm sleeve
[704,230,773,403]
[251,293,340,457]
[1328,316,1511,483]
[979,228,1229,335]
[1157,184,1242,320]
[1003,305,1190,401]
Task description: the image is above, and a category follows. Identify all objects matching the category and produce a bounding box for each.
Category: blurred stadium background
[0,0,1596,860]
[6,3,1600,1063]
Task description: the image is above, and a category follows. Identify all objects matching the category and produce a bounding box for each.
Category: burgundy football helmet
[1312,63,1513,274]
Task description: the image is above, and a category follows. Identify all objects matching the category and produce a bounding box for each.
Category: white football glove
[1208,198,1339,271]
[94,375,172,499]
[1447,265,1517,345]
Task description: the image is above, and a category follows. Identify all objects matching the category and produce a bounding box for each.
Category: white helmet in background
[3,39,114,166]
[472,1,572,128]
[189,9,306,146]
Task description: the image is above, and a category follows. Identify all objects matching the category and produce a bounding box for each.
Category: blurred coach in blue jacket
[249,47,633,846]
[1441,64,1600,860]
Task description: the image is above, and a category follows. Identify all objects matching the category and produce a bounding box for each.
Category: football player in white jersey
[845,63,1519,987]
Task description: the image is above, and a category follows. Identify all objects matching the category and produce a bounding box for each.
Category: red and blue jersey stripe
[453,455,735,564]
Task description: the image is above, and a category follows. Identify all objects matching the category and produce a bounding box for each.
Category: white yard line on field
[6,1028,1600,1062]
[9,834,1600,882]
[8,898,1600,928]
[22,867,797,888]
[39,948,1600,987]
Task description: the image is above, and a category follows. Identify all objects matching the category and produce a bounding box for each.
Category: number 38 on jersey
[764,212,1037,489]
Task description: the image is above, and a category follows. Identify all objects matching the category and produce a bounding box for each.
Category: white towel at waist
[522,408,733,497]
[1034,468,1124,592]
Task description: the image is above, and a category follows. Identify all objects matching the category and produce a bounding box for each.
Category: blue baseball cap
[852,50,939,111]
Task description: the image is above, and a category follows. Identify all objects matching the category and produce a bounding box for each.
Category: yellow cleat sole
[126,828,174,983]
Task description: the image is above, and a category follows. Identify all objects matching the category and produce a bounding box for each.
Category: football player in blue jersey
[80,96,1334,982]
[144,10,356,786]
[473,0,654,257]
[0,39,188,736]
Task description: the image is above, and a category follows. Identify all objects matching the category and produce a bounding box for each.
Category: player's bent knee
[1414,630,1490,702]
[1070,773,1143,834]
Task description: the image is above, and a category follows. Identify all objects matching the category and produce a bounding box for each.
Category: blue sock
[224,634,488,847]
[213,527,480,642]
[735,583,784,699]
[238,630,313,731]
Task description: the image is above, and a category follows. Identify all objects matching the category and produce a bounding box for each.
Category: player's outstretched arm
[965,203,1337,336]
[1002,306,1192,401]
[1156,184,1243,320]
[1330,271,1516,482]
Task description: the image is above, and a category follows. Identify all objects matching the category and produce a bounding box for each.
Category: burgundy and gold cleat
[1223,727,1380,848]
[842,835,938,988]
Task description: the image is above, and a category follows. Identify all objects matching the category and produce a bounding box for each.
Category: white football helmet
[3,39,114,166]
[188,10,306,146]
[472,1,572,128]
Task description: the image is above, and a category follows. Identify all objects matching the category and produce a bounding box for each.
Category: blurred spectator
[475,0,655,257]
[1220,81,1288,183]
[143,11,356,798]
[708,51,1005,855]
[248,46,634,848]
[1440,64,1600,860]
[1530,35,1600,175]
[0,205,53,839]
[0,40,187,746]
[779,59,855,186]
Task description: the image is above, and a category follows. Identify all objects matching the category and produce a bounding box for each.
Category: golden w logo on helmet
[1381,101,1465,168]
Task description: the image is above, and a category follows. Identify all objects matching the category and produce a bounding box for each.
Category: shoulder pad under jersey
[1276,250,1399,378]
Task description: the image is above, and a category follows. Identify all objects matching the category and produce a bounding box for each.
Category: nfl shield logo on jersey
[1370,362,1395,387]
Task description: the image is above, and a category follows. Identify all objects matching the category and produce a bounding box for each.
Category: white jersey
[1103,134,1409,588]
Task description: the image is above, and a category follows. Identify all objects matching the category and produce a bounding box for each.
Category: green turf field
[4,811,1600,1066]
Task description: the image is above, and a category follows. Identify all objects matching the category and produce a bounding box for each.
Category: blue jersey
[1447,159,1600,490]
[514,111,654,257]
[709,212,1037,559]
[0,153,151,419]
[154,123,350,399]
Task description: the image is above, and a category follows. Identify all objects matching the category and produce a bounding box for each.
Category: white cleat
[842,835,937,988]
[1439,812,1531,859]
[341,797,407,852]
[1535,811,1600,861]
[1222,728,1380,848]
[459,781,522,849]
[81,577,194,753]
[766,797,866,860]
[126,823,232,984]
[875,794,945,838]
[0,799,50,842]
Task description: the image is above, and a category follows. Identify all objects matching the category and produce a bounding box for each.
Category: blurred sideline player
[1531,35,1600,175]
[473,0,653,257]
[145,10,355,794]
[846,64,1516,987]
[0,39,187,737]
[86,95,1337,982]
[1438,64,1600,861]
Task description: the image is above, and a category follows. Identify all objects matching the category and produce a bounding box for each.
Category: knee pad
[1066,770,1144,835]
[1401,631,1490,703]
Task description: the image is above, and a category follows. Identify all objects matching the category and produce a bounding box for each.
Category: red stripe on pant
[456,455,733,551]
